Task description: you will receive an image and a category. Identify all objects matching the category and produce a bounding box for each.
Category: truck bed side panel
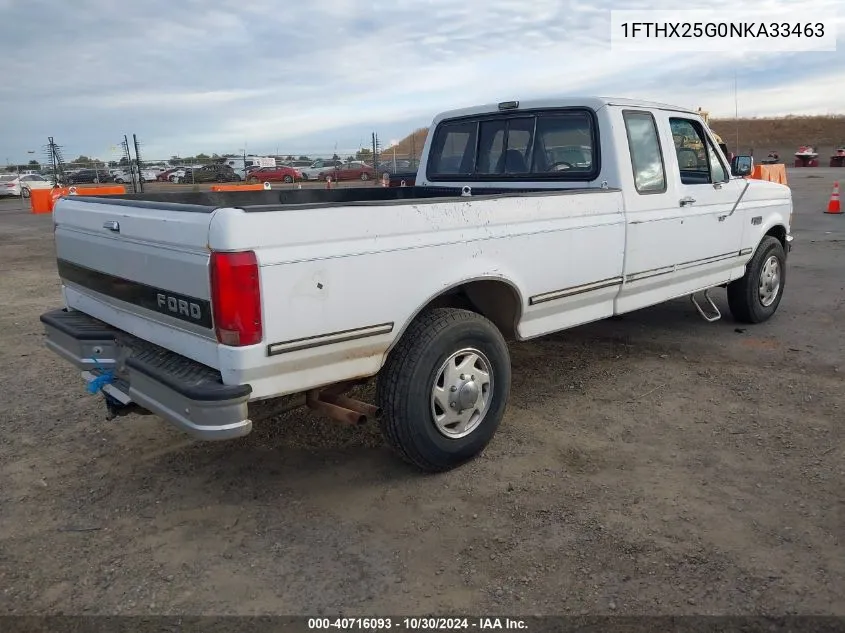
[208,190,626,398]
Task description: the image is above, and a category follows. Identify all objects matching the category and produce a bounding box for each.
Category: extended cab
[40,97,793,472]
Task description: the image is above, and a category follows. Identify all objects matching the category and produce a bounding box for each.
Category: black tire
[21,187,31,198]
[283,175,293,183]
[376,307,511,472]
[727,236,786,323]
[361,172,369,181]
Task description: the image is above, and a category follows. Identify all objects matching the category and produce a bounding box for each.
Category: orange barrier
[29,189,55,214]
[31,185,127,214]
[210,182,271,192]
[749,164,788,185]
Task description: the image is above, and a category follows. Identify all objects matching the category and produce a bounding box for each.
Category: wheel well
[766,225,787,250]
[406,280,522,341]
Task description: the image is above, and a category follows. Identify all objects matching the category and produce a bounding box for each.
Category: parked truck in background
[40,97,792,473]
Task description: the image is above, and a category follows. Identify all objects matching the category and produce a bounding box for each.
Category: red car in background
[246,165,302,183]
[156,167,182,182]
[318,161,376,181]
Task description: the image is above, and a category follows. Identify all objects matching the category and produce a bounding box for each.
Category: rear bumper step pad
[39,308,253,440]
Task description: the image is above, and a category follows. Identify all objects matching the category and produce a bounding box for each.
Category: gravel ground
[0,170,842,617]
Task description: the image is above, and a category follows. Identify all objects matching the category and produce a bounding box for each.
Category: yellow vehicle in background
[671,107,732,168]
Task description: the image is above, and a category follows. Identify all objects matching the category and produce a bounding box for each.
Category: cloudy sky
[1,0,842,163]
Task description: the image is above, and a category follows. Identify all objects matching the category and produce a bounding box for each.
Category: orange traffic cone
[826,181,841,214]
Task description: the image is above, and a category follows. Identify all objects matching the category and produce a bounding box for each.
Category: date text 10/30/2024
[307,617,529,630]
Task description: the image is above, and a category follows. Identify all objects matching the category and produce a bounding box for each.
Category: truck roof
[432,96,698,123]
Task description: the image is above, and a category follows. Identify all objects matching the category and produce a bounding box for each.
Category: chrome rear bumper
[40,308,253,441]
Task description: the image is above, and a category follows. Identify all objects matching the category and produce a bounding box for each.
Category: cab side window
[623,110,666,194]
[670,117,719,185]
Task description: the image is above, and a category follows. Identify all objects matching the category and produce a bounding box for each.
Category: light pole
[389,140,399,172]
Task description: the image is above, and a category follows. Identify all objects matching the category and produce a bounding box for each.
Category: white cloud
[0,0,842,160]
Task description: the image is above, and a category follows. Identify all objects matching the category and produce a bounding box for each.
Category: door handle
[103,221,120,232]
[679,196,696,207]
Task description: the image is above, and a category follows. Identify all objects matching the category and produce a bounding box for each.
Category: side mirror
[731,155,753,177]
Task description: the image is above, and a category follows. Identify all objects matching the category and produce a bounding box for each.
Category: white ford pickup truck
[41,97,793,472]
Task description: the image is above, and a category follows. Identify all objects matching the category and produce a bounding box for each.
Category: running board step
[690,289,722,322]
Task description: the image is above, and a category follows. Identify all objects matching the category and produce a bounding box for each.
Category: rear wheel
[21,187,31,198]
[376,308,511,472]
[727,236,786,323]
[361,172,370,181]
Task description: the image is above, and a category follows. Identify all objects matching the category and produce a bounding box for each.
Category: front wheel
[727,236,786,323]
[376,307,511,472]
[361,172,369,181]
[283,175,293,183]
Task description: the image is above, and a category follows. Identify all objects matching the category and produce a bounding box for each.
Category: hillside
[389,116,845,159]
[386,127,429,159]
[710,115,845,154]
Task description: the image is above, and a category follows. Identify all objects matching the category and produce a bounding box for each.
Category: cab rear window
[426,108,599,182]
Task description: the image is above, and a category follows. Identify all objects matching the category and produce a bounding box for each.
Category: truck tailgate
[52,196,220,369]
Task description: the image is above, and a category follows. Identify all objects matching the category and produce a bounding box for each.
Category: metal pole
[734,72,739,153]
[133,134,144,193]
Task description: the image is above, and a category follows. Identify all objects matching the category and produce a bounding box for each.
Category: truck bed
[67,184,611,213]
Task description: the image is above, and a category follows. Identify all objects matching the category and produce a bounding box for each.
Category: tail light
[209,250,263,346]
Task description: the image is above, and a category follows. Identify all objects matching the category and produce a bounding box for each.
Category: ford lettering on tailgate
[57,259,213,329]
[157,294,204,321]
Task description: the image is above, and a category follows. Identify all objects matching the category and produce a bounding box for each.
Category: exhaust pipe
[305,390,366,425]
[320,393,382,419]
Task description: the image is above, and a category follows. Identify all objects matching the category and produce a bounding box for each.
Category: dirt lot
[0,171,842,617]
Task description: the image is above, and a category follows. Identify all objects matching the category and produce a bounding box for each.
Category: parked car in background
[282,159,313,169]
[224,156,276,179]
[156,168,180,182]
[66,169,114,185]
[300,159,343,180]
[141,167,167,181]
[176,164,241,184]
[110,169,138,185]
[0,174,16,194]
[164,167,193,183]
[1,173,54,197]
[318,160,376,181]
[246,165,302,183]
